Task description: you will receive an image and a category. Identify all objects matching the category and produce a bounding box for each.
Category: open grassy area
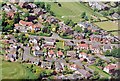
[88,65,111,79]
[94,21,119,36]
[94,21,118,31]
[47,2,103,22]
[2,61,37,79]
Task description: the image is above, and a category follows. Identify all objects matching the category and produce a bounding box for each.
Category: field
[94,21,119,36]
[88,65,111,79]
[47,2,103,22]
[2,61,37,79]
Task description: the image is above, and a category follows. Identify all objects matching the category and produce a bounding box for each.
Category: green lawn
[56,42,64,49]
[88,65,111,79]
[2,61,37,79]
[47,2,103,22]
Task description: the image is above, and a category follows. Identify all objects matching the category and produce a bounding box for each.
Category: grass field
[88,65,111,79]
[94,21,119,36]
[2,61,37,79]
[47,2,103,22]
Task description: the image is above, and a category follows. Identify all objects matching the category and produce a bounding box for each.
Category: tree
[34,2,45,9]
[46,4,51,12]
[23,12,29,18]
[96,59,105,67]
[104,50,112,56]
[92,71,100,80]
[84,15,89,21]
[49,10,55,16]
[14,11,20,24]
[111,48,120,58]
[74,25,82,33]
[81,12,86,18]
[101,11,108,17]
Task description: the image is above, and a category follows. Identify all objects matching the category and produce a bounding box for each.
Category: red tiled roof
[14,24,19,27]
[57,50,63,56]
[79,44,88,47]
[7,11,14,18]
[105,64,116,70]
[49,50,54,55]
[19,20,33,26]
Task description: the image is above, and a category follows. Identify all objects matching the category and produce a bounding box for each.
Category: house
[70,64,78,71]
[18,2,28,8]
[67,51,76,58]
[102,44,112,52]
[64,28,74,35]
[74,32,84,40]
[55,62,64,72]
[89,42,101,54]
[87,55,96,64]
[46,16,59,24]
[9,0,19,3]
[65,41,76,47]
[19,20,33,27]
[27,3,37,9]
[41,61,52,69]
[29,38,38,44]
[78,69,91,79]
[79,52,87,59]
[7,11,14,19]
[90,35,102,42]
[111,13,120,19]
[103,64,117,74]
[30,23,41,32]
[57,50,64,58]
[33,50,44,56]
[42,38,56,49]
[77,43,89,50]
[48,50,56,58]
[6,54,17,62]
[2,5,11,12]
[88,2,109,11]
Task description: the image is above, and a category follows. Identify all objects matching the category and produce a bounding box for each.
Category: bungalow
[103,64,117,74]
[48,50,56,58]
